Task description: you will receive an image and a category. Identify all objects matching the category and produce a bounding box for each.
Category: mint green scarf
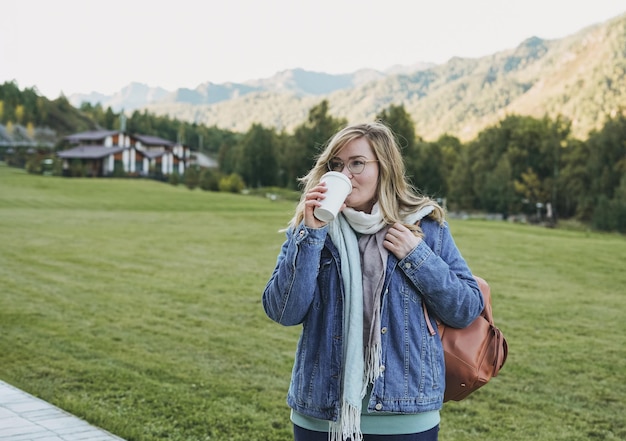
[328,211,365,441]
[327,204,435,441]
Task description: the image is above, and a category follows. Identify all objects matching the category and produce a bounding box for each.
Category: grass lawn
[1,162,624,441]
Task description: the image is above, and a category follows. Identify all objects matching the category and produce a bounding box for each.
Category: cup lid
[321,171,352,191]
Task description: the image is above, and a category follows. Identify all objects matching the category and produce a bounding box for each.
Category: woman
[262,122,483,441]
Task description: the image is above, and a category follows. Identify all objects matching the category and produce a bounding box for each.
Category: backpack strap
[422,302,437,336]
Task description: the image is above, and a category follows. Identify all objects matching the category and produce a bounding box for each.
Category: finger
[306,190,326,201]
[382,240,395,251]
[392,222,410,233]
[386,228,403,241]
[384,236,399,249]
[304,199,322,210]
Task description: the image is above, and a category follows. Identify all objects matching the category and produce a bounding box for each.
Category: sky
[1,0,625,99]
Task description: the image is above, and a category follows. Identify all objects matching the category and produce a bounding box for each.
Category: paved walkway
[0,380,125,441]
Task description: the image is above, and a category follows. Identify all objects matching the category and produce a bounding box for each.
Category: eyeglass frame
[326,156,378,175]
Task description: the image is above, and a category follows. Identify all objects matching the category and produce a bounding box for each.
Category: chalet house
[57,130,189,177]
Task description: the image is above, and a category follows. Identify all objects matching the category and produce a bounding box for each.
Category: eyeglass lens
[328,158,368,174]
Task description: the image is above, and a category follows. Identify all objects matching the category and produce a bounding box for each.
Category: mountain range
[69,13,626,142]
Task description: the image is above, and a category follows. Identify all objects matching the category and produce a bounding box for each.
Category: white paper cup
[314,171,352,222]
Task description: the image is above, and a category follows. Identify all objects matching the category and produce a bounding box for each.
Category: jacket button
[404,262,411,269]
[381,327,387,334]
[375,403,383,411]
[380,365,385,373]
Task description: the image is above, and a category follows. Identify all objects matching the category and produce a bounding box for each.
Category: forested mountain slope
[141,13,625,141]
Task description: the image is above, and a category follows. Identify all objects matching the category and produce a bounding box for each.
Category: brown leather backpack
[423,276,508,402]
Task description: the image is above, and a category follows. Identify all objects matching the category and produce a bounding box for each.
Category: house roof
[193,152,219,168]
[63,131,182,148]
[143,150,164,159]
[64,130,119,143]
[57,146,124,159]
[142,150,183,160]
[134,134,175,147]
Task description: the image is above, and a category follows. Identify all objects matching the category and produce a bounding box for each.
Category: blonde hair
[289,121,444,231]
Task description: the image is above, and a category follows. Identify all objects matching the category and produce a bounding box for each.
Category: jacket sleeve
[262,222,328,326]
[398,220,484,328]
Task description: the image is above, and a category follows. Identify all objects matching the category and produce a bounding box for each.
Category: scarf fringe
[364,343,382,386]
[329,344,379,441]
[330,401,363,441]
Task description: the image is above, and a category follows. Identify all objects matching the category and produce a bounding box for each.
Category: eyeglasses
[327,156,378,175]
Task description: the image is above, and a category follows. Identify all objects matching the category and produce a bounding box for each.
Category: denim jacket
[262,217,483,421]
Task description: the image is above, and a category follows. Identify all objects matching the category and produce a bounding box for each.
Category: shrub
[168,172,180,186]
[199,168,220,191]
[219,173,245,193]
[184,166,200,190]
[25,157,42,174]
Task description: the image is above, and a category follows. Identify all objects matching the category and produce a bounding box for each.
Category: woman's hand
[304,182,335,229]
[384,222,422,260]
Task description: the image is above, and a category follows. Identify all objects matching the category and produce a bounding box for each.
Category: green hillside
[145,13,626,141]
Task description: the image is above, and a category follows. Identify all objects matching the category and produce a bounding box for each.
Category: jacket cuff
[399,239,433,274]
[293,222,328,247]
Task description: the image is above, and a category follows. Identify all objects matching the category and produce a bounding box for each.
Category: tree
[35,97,48,125]
[411,134,463,199]
[26,122,35,139]
[15,105,24,124]
[448,145,476,210]
[586,113,626,203]
[466,114,565,215]
[376,104,417,157]
[585,113,626,229]
[197,125,240,155]
[434,134,463,178]
[104,107,117,130]
[283,100,346,189]
[411,140,447,197]
[237,123,279,188]
[514,168,550,211]
[558,139,591,219]
[217,138,240,176]
[376,104,433,192]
